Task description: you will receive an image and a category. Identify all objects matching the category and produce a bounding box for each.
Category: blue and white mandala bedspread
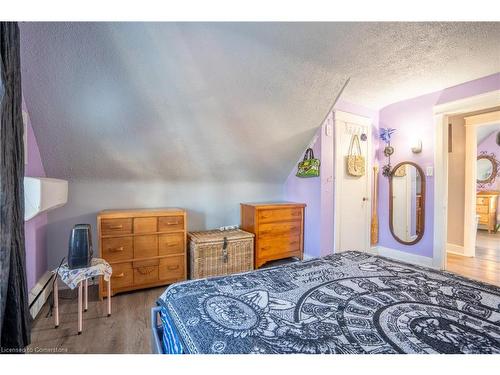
[157,251,500,354]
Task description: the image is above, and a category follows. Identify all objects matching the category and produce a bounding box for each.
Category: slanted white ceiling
[20,22,500,183]
[477,124,500,144]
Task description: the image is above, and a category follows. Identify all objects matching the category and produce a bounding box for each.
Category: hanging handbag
[346,134,365,177]
[296,148,320,178]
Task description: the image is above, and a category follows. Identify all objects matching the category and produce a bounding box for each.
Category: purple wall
[378,73,500,258]
[284,100,378,258]
[284,128,322,257]
[23,98,48,291]
[286,73,499,261]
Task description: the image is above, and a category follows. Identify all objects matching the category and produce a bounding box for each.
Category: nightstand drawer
[258,234,301,256]
[258,208,302,223]
[159,256,185,281]
[259,221,301,237]
[159,233,185,256]
[102,237,133,262]
[101,218,132,236]
[158,216,184,232]
[133,217,157,234]
[110,262,134,289]
[476,205,489,214]
[133,235,158,258]
[133,259,159,285]
[477,197,489,205]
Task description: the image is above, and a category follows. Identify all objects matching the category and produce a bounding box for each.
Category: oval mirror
[389,162,425,245]
[477,155,496,184]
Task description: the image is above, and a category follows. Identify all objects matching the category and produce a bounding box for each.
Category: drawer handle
[166,222,179,226]
[137,266,156,275]
[110,246,124,252]
[113,272,125,278]
[109,225,123,230]
[167,265,180,271]
[167,243,180,247]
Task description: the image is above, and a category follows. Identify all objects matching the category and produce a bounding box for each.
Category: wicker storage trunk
[188,229,254,279]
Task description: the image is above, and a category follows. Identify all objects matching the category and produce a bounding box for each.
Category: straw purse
[346,134,365,177]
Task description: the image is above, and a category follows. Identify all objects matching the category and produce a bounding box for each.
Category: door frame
[333,110,372,253]
[433,90,500,269]
[463,110,500,257]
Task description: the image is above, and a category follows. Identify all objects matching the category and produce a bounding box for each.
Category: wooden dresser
[97,208,187,298]
[476,191,499,234]
[240,202,306,268]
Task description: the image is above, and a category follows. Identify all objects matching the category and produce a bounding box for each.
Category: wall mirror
[477,154,498,185]
[389,162,425,245]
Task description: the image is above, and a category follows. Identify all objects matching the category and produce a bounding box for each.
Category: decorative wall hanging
[379,128,396,177]
[296,148,320,178]
[346,134,365,177]
[477,151,500,189]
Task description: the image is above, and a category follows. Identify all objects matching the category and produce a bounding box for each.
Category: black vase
[68,224,93,269]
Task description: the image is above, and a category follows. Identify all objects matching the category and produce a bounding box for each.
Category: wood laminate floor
[446,230,500,286]
[29,285,165,354]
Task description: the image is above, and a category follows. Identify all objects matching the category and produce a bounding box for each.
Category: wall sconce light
[411,139,422,153]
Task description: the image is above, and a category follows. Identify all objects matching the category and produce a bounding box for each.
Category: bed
[152,251,500,354]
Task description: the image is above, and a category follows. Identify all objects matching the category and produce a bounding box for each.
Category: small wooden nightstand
[241,202,306,268]
[477,191,499,233]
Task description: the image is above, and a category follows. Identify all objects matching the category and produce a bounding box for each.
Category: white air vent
[24,177,68,221]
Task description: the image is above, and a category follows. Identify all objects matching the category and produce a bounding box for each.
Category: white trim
[463,111,500,257]
[372,246,436,269]
[28,271,53,319]
[433,89,500,270]
[446,243,469,256]
[333,110,372,254]
[433,90,500,115]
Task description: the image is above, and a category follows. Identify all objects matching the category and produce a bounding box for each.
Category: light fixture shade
[411,139,422,153]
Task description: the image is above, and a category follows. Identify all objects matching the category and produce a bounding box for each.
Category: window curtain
[0,22,31,349]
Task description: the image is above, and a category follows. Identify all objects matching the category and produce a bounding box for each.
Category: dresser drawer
[259,221,301,237]
[258,208,302,223]
[477,197,489,205]
[133,259,159,285]
[159,233,185,256]
[110,262,134,289]
[478,215,489,224]
[133,217,157,234]
[476,205,489,214]
[133,235,158,258]
[102,237,133,262]
[258,234,301,256]
[101,218,132,236]
[159,256,185,281]
[158,216,184,232]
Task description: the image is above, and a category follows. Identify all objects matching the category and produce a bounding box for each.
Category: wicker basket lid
[188,229,254,244]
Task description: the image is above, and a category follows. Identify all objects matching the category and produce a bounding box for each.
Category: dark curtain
[0,22,31,349]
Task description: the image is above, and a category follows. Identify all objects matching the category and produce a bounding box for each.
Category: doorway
[333,110,372,253]
[443,106,500,285]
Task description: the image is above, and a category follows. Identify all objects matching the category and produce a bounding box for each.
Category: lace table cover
[55,258,112,289]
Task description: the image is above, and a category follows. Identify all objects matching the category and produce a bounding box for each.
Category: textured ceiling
[20,22,500,182]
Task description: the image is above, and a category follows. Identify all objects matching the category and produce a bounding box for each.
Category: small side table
[53,258,113,334]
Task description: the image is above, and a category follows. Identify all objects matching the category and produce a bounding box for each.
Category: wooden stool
[53,258,112,334]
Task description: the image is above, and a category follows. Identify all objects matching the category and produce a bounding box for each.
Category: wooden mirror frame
[389,161,426,245]
[476,153,498,185]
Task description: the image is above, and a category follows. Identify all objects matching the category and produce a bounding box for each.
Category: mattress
[156,251,500,354]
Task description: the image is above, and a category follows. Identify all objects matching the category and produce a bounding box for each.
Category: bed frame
[150,307,164,354]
